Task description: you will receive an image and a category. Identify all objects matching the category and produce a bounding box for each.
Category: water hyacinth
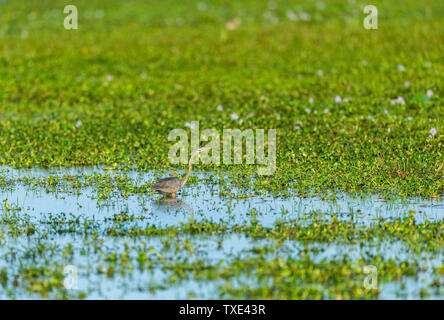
[391,96,405,105]
[286,10,298,21]
[429,127,437,137]
[184,122,196,129]
[0,0,443,302]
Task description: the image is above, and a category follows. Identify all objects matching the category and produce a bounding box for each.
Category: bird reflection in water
[153,198,194,218]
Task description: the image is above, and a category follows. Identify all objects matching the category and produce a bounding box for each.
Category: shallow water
[1,166,442,229]
[0,166,442,299]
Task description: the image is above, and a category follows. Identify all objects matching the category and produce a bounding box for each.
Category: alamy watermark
[63,265,78,290]
[363,265,378,290]
[168,121,276,175]
[64,5,78,30]
[363,5,378,29]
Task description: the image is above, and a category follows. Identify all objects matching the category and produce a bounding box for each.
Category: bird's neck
[181,149,199,188]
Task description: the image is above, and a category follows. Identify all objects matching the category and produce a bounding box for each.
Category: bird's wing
[151,177,182,191]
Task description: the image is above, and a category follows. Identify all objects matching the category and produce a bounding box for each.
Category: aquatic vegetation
[0,0,442,299]
[0,0,442,197]
[0,168,442,299]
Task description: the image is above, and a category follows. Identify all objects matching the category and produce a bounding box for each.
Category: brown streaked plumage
[151,147,210,198]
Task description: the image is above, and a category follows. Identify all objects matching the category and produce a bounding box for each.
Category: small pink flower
[334,95,342,103]
[429,127,437,137]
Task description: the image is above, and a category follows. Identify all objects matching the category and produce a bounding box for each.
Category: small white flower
[343,97,353,103]
[105,74,114,82]
[238,119,243,125]
[317,70,324,77]
[397,64,406,72]
[384,109,388,115]
[391,96,405,105]
[388,128,391,133]
[294,125,301,130]
[342,115,346,119]
[427,89,433,97]
[323,108,330,114]
[404,81,411,87]
[231,112,239,120]
[429,127,437,137]
[76,120,83,128]
[184,122,196,129]
[367,115,372,120]
[217,104,223,111]
[397,97,406,105]
[308,97,314,104]
[305,108,311,114]
[407,116,413,121]
[286,10,298,21]
[299,11,311,21]
[313,110,317,114]
[334,95,342,103]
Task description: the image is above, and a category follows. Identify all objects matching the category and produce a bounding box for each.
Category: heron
[151,147,210,199]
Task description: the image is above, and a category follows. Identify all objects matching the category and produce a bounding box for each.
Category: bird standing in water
[151,147,210,199]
